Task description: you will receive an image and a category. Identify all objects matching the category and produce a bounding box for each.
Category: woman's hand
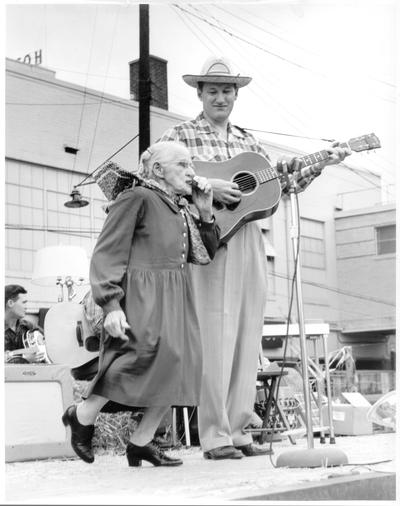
[104,310,130,340]
[191,176,214,222]
[208,178,242,204]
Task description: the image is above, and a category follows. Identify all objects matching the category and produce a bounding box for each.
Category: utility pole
[139,4,150,157]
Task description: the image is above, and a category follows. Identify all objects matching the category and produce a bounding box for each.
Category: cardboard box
[323,392,373,436]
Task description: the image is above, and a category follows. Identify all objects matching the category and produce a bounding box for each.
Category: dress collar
[139,178,188,214]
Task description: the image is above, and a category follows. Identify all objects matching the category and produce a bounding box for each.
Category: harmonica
[188,178,201,189]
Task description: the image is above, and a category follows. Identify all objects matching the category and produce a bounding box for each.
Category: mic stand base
[276,446,348,468]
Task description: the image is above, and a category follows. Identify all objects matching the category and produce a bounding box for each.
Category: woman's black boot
[62,405,95,463]
[126,440,183,467]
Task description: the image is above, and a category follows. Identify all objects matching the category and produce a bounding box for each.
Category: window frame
[375,224,396,255]
[300,217,326,270]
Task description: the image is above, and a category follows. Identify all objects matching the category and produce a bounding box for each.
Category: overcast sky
[4,0,398,196]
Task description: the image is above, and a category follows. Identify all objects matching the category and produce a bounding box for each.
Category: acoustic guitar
[44,301,99,369]
[193,133,381,243]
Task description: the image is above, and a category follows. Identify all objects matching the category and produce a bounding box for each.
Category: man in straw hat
[158,56,350,460]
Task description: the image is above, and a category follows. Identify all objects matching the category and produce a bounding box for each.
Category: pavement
[4,432,397,505]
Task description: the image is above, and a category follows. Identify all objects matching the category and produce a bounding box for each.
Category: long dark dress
[85,186,219,407]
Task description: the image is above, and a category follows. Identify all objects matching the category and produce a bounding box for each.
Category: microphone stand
[276,172,348,468]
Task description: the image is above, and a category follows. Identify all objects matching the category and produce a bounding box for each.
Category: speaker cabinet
[5,364,76,462]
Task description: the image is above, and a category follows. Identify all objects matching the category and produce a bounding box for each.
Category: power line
[6,101,108,106]
[246,128,334,143]
[214,4,395,89]
[172,5,217,55]
[76,133,139,188]
[274,271,395,307]
[72,5,99,175]
[6,71,134,111]
[175,4,394,106]
[173,5,318,138]
[42,65,128,81]
[85,5,123,176]
[5,223,395,308]
[5,224,102,236]
[173,4,317,74]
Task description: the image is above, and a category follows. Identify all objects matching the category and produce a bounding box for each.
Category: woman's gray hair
[137,141,188,179]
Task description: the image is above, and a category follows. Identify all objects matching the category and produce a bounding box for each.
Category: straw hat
[182,56,252,88]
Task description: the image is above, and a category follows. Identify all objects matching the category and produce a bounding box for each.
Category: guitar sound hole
[213,200,224,211]
[226,201,239,211]
[233,172,257,195]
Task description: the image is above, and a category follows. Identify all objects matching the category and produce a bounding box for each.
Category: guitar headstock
[348,133,381,152]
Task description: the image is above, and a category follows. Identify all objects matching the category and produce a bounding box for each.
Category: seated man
[4,284,48,364]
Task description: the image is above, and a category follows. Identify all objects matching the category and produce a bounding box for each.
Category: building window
[300,218,326,269]
[5,161,107,274]
[376,224,396,255]
[5,182,45,273]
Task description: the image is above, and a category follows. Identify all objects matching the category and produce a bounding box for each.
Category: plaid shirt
[4,318,34,351]
[158,112,320,193]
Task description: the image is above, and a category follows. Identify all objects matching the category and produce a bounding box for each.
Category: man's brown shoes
[235,443,273,456]
[203,445,243,460]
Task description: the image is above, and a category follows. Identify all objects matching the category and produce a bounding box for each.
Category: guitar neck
[257,141,350,184]
[299,142,349,167]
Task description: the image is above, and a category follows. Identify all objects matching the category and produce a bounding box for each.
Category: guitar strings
[232,169,279,191]
[228,150,334,190]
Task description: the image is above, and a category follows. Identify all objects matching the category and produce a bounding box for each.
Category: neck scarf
[138,177,212,266]
[92,161,211,265]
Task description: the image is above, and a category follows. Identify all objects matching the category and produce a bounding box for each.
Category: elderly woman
[62,141,219,467]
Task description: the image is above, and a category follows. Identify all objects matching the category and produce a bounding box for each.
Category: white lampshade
[32,245,90,286]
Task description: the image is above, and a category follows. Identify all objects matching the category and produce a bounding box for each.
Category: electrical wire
[6,71,135,112]
[172,5,395,165]
[85,5,123,177]
[182,4,315,136]
[172,5,217,55]
[173,4,320,75]
[266,189,301,467]
[4,211,395,310]
[178,3,395,109]
[5,225,103,235]
[255,188,395,465]
[75,133,139,188]
[6,101,108,106]
[246,129,335,143]
[173,4,316,134]
[213,4,395,90]
[38,64,128,81]
[214,4,326,62]
[189,3,332,133]
[344,459,393,466]
[72,6,99,175]
[273,272,395,307]
[6,67,395,187]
